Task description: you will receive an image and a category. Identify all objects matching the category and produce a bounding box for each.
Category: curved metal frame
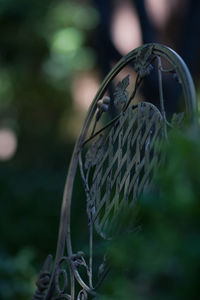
[33,43,197,300]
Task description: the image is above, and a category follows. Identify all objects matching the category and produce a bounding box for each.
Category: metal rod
[157,56,168,140]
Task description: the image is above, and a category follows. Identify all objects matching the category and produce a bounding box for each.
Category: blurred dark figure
[92,0,155,73]
[92,0,200,114]
[179,0,200,77]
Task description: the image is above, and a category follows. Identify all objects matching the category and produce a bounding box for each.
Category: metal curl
[70,252,95,293]
[77,289,88,300]
[33,254,52,300]
[55,267,68,295]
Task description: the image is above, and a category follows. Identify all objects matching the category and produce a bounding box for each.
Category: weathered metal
[33,43,197,300]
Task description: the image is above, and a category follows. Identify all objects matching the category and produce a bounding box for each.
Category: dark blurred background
[0,0,200,299]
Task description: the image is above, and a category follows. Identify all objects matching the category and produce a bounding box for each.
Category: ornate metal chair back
[33,43,197,300]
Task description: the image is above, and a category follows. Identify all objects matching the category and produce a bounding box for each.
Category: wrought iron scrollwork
[77,289,88,300]
[33,255,52,300]
[33,43,197,300]
[51,257,71,300]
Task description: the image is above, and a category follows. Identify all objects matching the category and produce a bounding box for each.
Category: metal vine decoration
[33,44,197,300]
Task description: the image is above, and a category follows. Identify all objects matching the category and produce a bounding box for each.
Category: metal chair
[33,43,197,300]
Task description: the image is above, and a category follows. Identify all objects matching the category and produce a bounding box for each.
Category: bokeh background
[0,0,200,299]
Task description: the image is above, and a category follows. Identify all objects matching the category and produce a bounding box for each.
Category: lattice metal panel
[81,102,163,238]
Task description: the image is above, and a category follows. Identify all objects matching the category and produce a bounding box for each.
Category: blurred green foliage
[0,248,36,299]
[0,0,98,299]
[99,127,200,300]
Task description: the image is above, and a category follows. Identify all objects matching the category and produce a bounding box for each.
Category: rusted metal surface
[33,43,197,300]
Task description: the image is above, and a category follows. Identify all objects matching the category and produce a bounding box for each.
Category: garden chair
[33,43,197,300]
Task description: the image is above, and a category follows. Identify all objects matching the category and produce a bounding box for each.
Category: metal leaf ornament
[114,75,130,107]
[171,112,185,128]
[85,134,104,169]
[133,45,154,78]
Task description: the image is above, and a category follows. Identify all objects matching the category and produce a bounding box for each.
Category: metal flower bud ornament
[91,96,111,136]
[96,96,111,122]
[97,95,110,111]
